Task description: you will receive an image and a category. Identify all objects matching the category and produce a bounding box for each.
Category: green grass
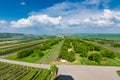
[117,70,120,76]
[37,41,64,63]
[72,53,120,66]
[5,53,41,63]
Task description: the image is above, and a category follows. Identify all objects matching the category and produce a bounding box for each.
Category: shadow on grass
[55,75,74,80]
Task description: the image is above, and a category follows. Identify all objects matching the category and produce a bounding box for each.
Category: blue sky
[0,0,120,34]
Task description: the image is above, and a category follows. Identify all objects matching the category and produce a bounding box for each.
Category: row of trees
[72,39,102,57]
[17,39,60,58]
[59,39,75,62]
[71,39,117,63]
[0,41,42,55]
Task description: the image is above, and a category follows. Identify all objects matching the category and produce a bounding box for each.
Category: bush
[67,51,75,62]
[88,53,102,62]
[33,49,44,57]
[80,46,88,57]
[94,46,101,51]
[50,65,57,73]
[50,65,58,80]
[100,50,116,59]
[17,49,33,58]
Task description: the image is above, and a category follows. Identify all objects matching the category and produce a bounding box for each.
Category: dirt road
[0,59,120,80]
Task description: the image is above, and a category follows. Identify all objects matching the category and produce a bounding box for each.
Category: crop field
[0,61,53,80]
[0,39,46,55]
[0,36,120,79]
[2,38,119,66]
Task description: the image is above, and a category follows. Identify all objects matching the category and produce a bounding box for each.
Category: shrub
[17,49,33,58]
[80,46,88,57]
[33,49,44,57]
[88,53,102,62]
[50,65,58,80]
[67,51,75,62]
[100,50,116,59]
[50,65,57,73]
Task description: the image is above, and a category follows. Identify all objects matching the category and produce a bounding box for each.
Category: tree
[33,49,44,57]
[88,53,102,62]
[100,50,116,59]
[80,46,88,57]
[17,49,33,58]
[50,65,58,79]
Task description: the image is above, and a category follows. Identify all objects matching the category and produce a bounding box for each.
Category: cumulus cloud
[10,14,62,28]
[67,9,120,26]
[11,1,120,31]
[4,1,120,33]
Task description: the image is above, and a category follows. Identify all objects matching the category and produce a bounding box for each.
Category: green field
[6,39,62,63]
[1,33,120,79]
[4,38,120,66]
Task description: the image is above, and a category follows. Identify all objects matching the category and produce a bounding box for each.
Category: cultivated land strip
[0,40,42,49]
[86,41,120,53]
[0,58,120,80]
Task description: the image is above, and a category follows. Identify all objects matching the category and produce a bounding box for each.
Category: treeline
[17,39,60,58]
[59,39,75,62]
[0,33,24,38]
[90,39,120,48]
[0,41,43,55]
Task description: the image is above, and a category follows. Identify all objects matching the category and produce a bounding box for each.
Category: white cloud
[11,18,32,28]
[0,20,8,28]
[82,0,111,8]
[10,14,62,28]
[21,2,26,6]
[5,1,120,33]
[11,1,120,31]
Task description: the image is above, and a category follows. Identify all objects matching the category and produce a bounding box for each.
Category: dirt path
[0,59,50,69]
[0,58,120,80]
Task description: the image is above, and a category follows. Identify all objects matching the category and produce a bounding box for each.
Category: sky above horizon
[0,0,120,34]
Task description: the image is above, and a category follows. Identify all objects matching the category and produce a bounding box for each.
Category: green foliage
[17,39,60,59]
[17,49,33,58]
[94,46,101,51]
[100,50,116,59]
[50,65,57,73]
[59,39,75,62]
[0,61,53,80]
[88,53,102,62]
[111,43,120,48]
[33,49,44,57]
[117,70,120,76]
[80,46,88,57]
[0,40,43,55]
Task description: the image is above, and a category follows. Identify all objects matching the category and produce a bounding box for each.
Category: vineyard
[0,61,54,80]
[0,38,119,66]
